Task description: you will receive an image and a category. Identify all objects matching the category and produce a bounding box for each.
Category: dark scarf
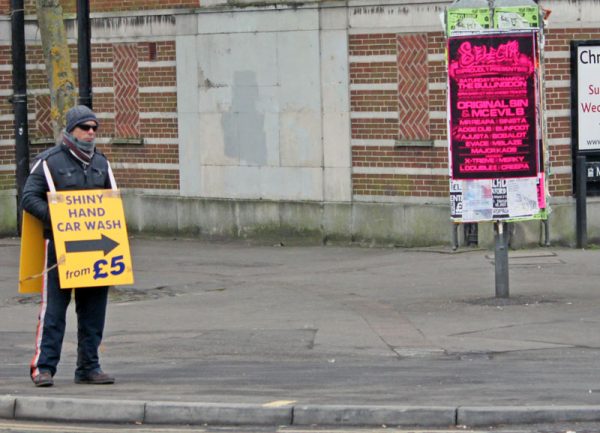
[63,132,95,165]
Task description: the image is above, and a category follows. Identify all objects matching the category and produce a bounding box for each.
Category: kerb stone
[292,405,456,427]
[145,401,293,425]
[458,406,600,427]
[0,396,15,419]
[15,397,145,423]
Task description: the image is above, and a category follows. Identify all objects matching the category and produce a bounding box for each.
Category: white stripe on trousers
[31,239,49,377]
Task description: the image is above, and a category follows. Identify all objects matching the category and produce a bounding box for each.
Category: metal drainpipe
[77,0,92,108]
[11,0,30,235]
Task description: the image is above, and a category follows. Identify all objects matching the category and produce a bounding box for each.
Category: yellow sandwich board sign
[48,189,134,289]
[18,210,46,293]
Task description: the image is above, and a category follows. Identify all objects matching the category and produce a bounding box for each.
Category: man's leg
[74,285,113,383]
[30,240,72,384]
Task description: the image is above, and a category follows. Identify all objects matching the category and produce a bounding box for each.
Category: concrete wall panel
[178,112,205,196]
[197,33,279,89]
[320,4,348,30]
[320,25,352,202]
[180,9,326,201]
[324,166,353,203]
[348,2,446,32]
[193,166,323,201]
[197,8,319,34]
[259,167,323,201]
[279,112,323,167]
[278,31,321,112]
[542,0,600,27]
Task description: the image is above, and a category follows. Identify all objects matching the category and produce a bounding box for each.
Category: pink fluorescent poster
[537,172,546,209]
[448,33,538,180]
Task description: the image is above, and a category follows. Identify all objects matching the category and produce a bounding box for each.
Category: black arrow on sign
[65,234,119,256]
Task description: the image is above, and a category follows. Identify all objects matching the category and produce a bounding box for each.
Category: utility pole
[11,0,30,235]
[77,0,92,108]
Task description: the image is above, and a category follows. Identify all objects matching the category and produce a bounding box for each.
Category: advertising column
[446,4,546,224]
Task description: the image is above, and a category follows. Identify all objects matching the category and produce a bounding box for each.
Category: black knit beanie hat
[66,105,99,133]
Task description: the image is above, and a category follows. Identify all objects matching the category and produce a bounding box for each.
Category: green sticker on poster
[447,8,491,36]
[493,6,539,29]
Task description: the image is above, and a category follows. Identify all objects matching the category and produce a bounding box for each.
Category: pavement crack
[448,319,571,337]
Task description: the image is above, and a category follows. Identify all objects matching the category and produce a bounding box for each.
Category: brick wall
[97,40,179,190]
[0,38,179,191]
[350,32,448,198]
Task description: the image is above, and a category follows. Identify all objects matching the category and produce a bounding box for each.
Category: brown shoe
[74,370,115,385]
[32,371,54,387]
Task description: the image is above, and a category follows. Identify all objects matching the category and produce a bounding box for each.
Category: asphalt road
[3,237,600,428]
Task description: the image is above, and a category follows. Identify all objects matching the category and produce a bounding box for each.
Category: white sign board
[577,44,600,151]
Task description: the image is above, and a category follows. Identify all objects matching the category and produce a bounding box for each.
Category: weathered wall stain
[222,71,267,165]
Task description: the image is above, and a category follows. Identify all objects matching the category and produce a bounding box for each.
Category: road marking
[0,421,208,433]
[263,400,297,407]
[279,430,511,433]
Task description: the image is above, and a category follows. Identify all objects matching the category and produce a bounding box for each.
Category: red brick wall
[101,40,179,190]
[0,42,17,189]
[114,44,140,138]
[0,38,179,191]
[397,34,429,141]
[350,32,448,198]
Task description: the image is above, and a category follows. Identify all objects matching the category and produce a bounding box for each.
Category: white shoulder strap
[42,160,56,193]
[107,161,118,191]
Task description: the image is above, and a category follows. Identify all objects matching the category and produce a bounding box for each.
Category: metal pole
[77,0,92,108]
[11,0,29,236]
[494,221,509,298]
[452,223,459,251]
[576,155,587,249]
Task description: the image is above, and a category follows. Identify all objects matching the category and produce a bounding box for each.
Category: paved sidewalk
[2,236,600,428]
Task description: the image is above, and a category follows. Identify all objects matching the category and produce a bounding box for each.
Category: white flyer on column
[506,177,539,217]
[462,179,493,222]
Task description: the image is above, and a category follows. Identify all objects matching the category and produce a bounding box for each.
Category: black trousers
[30,239,108,379]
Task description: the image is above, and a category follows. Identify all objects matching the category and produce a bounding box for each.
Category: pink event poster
[448,33,538,180]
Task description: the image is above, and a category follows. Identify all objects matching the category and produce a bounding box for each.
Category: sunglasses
[77,124,98,132]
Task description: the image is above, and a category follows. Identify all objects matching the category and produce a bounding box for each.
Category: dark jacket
[21,142,112,238]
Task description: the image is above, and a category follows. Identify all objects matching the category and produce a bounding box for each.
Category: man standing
[21,105,116,387]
